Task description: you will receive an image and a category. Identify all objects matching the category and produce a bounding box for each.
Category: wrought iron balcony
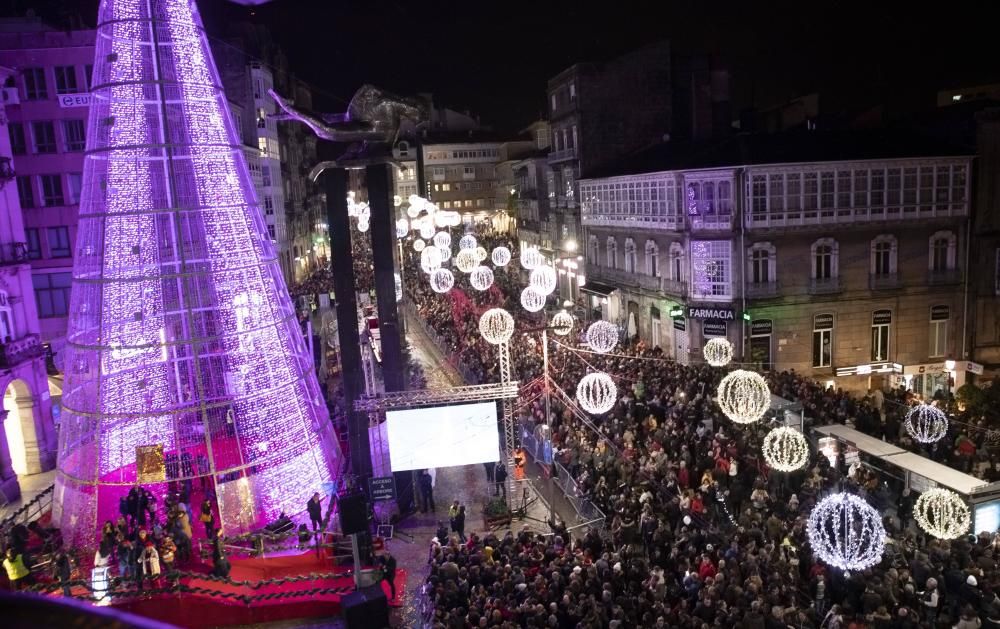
[746,281,780,298]
[869,272,900,290]
[927,268,961,285]
[661,278,687,296]
[0,242,28,266]
[547,147,577,164]
[0,333,43,369]
[808,277,841,295]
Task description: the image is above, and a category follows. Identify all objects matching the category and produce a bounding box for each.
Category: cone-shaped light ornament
[54,0,342,548]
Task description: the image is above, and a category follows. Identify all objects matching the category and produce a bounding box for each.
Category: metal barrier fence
[1,483,54,541]
[403,303,480,384]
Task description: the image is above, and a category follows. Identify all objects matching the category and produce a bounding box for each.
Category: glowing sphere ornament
[551,311,574,336]
[530,265,558,296]
[474,246,488,262]
[521,248,544,270]
[491,246,511,267]
[420,246,442,273]
[702,337,734,367]
[762,427,809,472]
[914,488,971,540]
[437,245,452,262]
[716,369,770,424]
[806,493,885,574]
[459,234,478,250]
[520,286,546,312]
[576,373,618,415]
[479,308,514,345]
[413,239,426,252]
[904,404,949,444]
[455,249,479,273]
[419,219,435,240]
[586,321,619,354]
[433,231,451,249]
[356,217,370,233]
[407,194,426,214]
[395,218,409,238]
[430,268,454,293]
[470,266,494,291]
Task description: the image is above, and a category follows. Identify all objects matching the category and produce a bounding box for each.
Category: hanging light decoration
[429,268,455,293]
[914,488,971,540]
[437,245,452,262]
[395,218,409,239]
[393,195,402,207]
[904,404,949,444]
[702,337,734,367]
[412,239,426,252]
[356,217,370,233]
[433,231,451,249]
[408,194,427,214]
[435,210,461,227]
[551,310,574,336]
[520,286,546,312]
[455,249,479,273]
[521,248,544,270]
[479,308,514,345]
[806,493,886,574]
[492,246,512,267]
[470,266,494,291]
[585,320,618,354]
[406,205,421,219]
[530,265,558,296]
[459,234,478,250]
[420,246,442,273]
[762,427,810,472]
[576,372,618,415]
[419,219,435,240]
[474,246,488,262]
[716,369,770,424]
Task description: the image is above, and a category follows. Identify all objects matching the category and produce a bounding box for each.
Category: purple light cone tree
[54,0,342,547]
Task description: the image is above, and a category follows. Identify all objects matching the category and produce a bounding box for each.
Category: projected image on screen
[385,402,500,472]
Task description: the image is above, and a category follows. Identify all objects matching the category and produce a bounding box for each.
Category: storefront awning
[580,281,617,297]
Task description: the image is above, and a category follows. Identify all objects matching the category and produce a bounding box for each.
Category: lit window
[813,314,834,368]
[690,240,731,300]
[929,305,949,358]
[871,310,891,361]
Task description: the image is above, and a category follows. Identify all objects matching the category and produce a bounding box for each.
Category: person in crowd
[493,462,507,498]
[452,504,467,543]
[307,492,324,532]
[3,547,31,591]
[418,470,435,513]
[379,552,397,601]
[199,499,216,539]
[139,538,160,590]
[50,550,73,597]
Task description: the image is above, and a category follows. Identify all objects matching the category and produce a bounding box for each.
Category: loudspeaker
[339,492,369,535]
[342,584,389,629]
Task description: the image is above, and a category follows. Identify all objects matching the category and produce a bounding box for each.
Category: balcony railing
[689,213,734,230]
[808,277,841,295]
[637,274,661,292]
[927,268,961,285]
[547,147,577,164]
[0,333,43,369]
[869,272,900,290]
[0,242,28,266]
[746,281,780,298]
[661,278,687,296]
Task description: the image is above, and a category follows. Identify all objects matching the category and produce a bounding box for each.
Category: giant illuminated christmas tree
[54,0,342,547]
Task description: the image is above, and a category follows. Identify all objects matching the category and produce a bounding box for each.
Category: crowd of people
[406,226,1000,628]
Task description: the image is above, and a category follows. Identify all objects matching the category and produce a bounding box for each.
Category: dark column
[367,164,405,393]
[324,168,371,482]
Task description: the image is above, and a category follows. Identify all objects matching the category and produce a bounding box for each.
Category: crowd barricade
[403,302,479,384]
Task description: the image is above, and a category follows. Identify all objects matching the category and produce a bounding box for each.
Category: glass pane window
[41,174,64,206]
[25,228,41,259]
[63,119,86,151]
[54,66,79,94]
[67,173,83,204]
[752,249,770,283]
[47,226,71,258]
[813,328,832,368]
[33,272,72,318]
[32,121,57,154]
[8,122,26,155]
[17,176,35,209]
[23,68,47,100]
[815,246,833,279]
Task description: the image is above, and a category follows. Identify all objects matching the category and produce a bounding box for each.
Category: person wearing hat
[963,574,984,612]
[922,577,939,625]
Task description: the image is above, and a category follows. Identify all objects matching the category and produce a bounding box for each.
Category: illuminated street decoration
[520,286,546,312]
[54,0,341,548]
[520,248,544,270]
[807,493,885,574]
[904,403,949,443]
[420,246,442,273]
[576,373,617,415]
[716,370,770,424]
[914,488,971,540]
[551,311,573,336]
[470,266,494,291]
[479,308,514,345]
[433,231,451,249]
[491,246,511,267]
[459,234,478,250]
[413,239,426,252]
[585,321,618,354]
[762,427,809,472]
[530,265,557,296]
[702,337,733,367]
[430,268,455,293]
[455,249,479,273]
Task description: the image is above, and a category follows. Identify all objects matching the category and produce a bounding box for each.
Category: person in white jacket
[139,543,161,590]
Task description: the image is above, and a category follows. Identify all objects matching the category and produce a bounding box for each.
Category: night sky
[13,0,1000,135]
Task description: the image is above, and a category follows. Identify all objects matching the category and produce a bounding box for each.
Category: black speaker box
[342,584,389,629]
[339,492,369,535]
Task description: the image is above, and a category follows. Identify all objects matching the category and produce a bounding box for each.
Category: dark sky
[16,0,1000,134]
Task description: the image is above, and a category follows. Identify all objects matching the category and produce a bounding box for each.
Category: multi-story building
[0,22,95,365]
[581,129,975,395]
[0,64,58,504]
[971,108,1000,380]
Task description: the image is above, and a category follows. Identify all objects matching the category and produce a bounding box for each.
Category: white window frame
[871,234,898,276]
[811,238,839,280]
[624,238,637,273]
[928,230,957,271]
[588,235,599,265]
[669,242,685,281]
[748,242,776,285]
[690,240,732,300]
[645,240,659,277]
[813,314,833,368]
[606,237,617,269]
[871,310,891,362]
[929,306,948,359]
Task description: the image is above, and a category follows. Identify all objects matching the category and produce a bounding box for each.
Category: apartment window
[267,224,276,240]
[41,174,64,206]
[25,228,41,259]
[261,165,271,187]
[47,226,71,258]
[929,230,957,271]
[432,167,445,181]
[442,201,451,209]
[691,240,731,299]
[871,310,891,362]
[463,199,472,208]
[258,137,267,156]
[588,235,599,265]
[8,122,26,155]
[476,198,484,207]
[624,238,637,273]
[23,67,47,100]
[32,121,57,154]
[63,119,86,151]
[569,83,576,100]
[33,272,73,318]
[606,237,617,269]
[812,238,838,279]
[16,176,35,209]
[257,107,266,129]
[803,173,818,210]
[67,173,83,204]
[669,242,685,281]
[254,78,262,99]
[768,174,784,212]
[749,243,775,284]
[820,172,834,208]
[463,166,475,179]
[871,235,897,275]
[54,66,79,94]
[550,94,556,111]
[813,313,834,368]
[929,305,949,358]
[645,240,659,276]
[264,195,274,215]
[750,175,767,217]
[441,183,451,192]
[786,173,801,210]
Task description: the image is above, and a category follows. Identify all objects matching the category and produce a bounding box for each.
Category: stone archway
[3,378,41,476]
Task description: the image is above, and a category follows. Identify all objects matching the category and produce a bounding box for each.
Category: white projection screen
[385,401,500,472]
